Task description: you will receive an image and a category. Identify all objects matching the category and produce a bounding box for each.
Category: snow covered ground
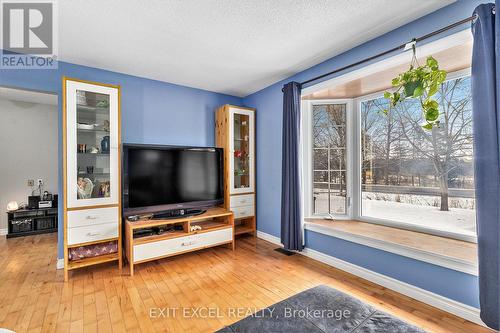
[314,192,476,237]
[362,200,476,237]
[363,191,475,209]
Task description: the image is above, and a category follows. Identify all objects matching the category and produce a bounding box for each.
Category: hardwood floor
[0,233,490,333]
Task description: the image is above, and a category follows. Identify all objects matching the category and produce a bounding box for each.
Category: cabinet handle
[86,216,98,220]
[86,232,100,237]
[240,200,247,204]
[181,241,194,247]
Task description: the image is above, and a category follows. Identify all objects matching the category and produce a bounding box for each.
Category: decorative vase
[101,135,110,153]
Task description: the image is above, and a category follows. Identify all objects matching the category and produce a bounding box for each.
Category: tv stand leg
[129,262,134,276]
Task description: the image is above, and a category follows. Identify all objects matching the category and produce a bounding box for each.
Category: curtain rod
[282,13,479,92]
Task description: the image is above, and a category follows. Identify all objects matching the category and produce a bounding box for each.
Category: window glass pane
[329,149,346,171]
[313,149,328,171]
[312,104,347,215]
[360,76,475,237]
[313,183,329,214]
[313,171,328,183]
[329,192,346,214]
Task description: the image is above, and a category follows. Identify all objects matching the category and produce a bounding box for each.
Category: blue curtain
[471,3,500,330]
[281,81,303,251]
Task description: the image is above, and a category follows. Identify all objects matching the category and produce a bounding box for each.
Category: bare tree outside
[361,76,475,235]
[313,104,347,215]
[395,77,473,211]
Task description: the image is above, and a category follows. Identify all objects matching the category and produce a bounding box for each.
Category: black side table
[7,207,58,238]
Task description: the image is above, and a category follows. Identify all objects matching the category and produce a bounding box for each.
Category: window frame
[301,67,476,243]
[302,99,354,220]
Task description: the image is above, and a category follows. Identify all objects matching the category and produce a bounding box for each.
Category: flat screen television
[122,144,224,217]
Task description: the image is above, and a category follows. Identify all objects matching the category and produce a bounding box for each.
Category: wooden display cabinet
[63,77,122,281]
[215,105,256,237]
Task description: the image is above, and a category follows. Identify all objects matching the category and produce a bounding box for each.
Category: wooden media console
[124,207,234,275]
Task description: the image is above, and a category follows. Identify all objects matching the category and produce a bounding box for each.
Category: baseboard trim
[257,230,282,245]
[256,230,483,326]
[56,258,64,270]
[0,228,7,236]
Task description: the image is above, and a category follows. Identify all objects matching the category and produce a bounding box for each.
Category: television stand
[124,207,234,275]
[152,209,206,220]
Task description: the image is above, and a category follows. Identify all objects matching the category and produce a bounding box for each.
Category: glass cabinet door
[76,91,111,200]
[65,79,119,208]
[230,108,254,194]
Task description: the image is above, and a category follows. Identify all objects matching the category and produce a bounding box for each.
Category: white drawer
[232,205,255,219]
[67,222,118,245]
[67,207,119,229]
[133,227,233,262]
[230,194,254,208]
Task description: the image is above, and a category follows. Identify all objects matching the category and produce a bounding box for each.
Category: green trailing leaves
[426,56,438,70]
[425,107,439,122]
[422,123,434,130]
[383,55,447,129]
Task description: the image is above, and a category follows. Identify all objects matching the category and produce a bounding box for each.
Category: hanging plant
[383,43,447,130]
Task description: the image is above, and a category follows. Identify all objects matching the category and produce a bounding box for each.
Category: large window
[303,71,476,241]
[360,75,475,238]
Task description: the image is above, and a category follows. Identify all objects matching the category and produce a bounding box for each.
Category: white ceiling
[58,0,454,97]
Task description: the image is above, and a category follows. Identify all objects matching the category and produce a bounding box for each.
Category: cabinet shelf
[128,210,233,238]
[77,152,110,156]
[67,236,119,249]
[67,252,119,270]
[134,231,188,244]
[77,104,109,113]
[77,128,110,134]
[191,220,231,233]
[132,221,233,245]
[77,172,110,176]
[235,224,254,235]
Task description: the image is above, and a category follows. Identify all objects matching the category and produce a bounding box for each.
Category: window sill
[304,219,478,276]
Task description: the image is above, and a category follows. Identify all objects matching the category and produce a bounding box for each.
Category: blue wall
[307,231,480,307]
[0,61,242,257]
[243,0,487,308]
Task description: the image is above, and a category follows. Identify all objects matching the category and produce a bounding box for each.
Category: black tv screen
[122,144,223,215]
